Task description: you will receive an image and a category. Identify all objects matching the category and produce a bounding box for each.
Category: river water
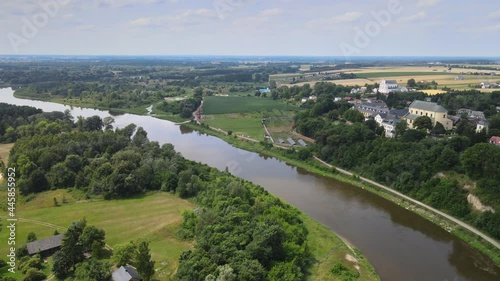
[1,88,498,281]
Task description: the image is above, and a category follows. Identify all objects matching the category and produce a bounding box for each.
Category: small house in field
[481,82,491,89]
[287,138,296,146]
[112,265,143,281]
[26,234,64,256]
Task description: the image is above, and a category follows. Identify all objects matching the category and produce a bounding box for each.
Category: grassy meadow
[203,96,294,115]
[0,190,194,280]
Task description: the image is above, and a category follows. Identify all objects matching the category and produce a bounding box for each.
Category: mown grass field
[203,96,294,115]
[0,190,194,280]
[203,113,266,140]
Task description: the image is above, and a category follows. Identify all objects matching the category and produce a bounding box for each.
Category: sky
[0,0,499,57]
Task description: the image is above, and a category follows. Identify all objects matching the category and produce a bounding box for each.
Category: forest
[1,104,311,281]
[293,88,500,240]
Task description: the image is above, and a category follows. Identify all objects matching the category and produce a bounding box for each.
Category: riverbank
[183,122,500,265]
[3,92,381,280]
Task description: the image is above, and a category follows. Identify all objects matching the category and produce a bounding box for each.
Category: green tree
[112,242,136,267]
[135,241,155,281]
[26,232,37,243]
[73,259,111,281]
[343,109,364,123]
[407,78,417,87]
[80,225,106,253]
[432,122,446,135]
[414,116,433,131]
[22,268,46,281]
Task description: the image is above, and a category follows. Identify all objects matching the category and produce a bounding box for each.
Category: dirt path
[313,156,500,250]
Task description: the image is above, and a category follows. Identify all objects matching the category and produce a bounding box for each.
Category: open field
[203,113,266,140]
[266,117,296,142]
[421,89,448,95]
[203,96,295,115]
[0,143,14,165]
[0,190,194,280]
[278,66,500,91]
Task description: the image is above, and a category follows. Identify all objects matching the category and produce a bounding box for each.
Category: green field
[203,96,294,115]
[204,113,266,140]
[356,71,451,78]
[0,190,194,280]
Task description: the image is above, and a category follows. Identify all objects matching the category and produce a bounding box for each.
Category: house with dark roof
[112,265,143,281]
[354,101,389,118]
[26,234,64,256]
[403,100,453,130]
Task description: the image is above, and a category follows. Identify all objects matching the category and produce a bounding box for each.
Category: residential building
[374,113,401,138]
[481,82,491,88]
[354,101,389,118]
[112,265,143,281]
[457,109,489,132]
[26,234,64,256]
[378,80,399,94]
[490,136,500,146]
[403,100,453,130]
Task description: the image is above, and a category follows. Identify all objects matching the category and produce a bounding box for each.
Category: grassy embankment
[184,122,500,265]
[0,145,379,281]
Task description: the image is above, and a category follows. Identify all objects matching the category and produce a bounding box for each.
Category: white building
[374,113,399,138]
[379,80,400,94]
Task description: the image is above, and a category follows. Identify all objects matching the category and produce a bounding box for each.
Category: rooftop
[112,265,143,281]
[26,234,64,255]
[409,100,447,113]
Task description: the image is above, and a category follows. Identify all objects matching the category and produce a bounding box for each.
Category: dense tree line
[175,176,309,281]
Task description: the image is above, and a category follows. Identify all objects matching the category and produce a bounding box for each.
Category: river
[1,87,499,281]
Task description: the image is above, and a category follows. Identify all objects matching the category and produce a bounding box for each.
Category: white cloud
[95,0,177,8]
[129,9,218,29]
[488,10,500,18]
[260,8,283,17]
[307,11,363,27]
[77,24,97,31]
[232,8,284,26]
[460,23,500,33]
[398,12,426,22]
[416,0,442,7]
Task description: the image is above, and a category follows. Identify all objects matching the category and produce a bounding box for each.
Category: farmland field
[355,71,450,78]
[203,96,294,114]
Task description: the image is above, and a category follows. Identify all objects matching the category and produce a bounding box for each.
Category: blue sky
[1,0,499,56]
